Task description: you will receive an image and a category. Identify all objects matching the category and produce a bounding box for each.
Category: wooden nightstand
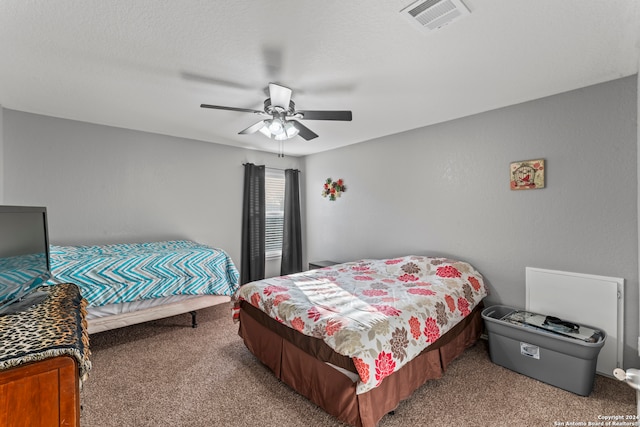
[308,260,339,270]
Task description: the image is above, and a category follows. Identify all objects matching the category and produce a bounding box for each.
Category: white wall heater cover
[525,267,624,378]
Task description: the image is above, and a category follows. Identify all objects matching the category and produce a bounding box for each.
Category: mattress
[86,294,216,319]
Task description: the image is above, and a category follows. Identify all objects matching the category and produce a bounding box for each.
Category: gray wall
[304,76,639,368]
[1,76,638,368]
[1,110,303,276]
[0,106,3,203]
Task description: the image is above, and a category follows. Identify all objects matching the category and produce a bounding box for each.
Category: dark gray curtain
[281,169,302,275]
[240,163,265,285]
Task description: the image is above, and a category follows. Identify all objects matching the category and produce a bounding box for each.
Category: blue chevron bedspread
[48,240,239,307]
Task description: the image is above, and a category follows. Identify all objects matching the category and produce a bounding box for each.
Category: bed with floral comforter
[234,255,488,426]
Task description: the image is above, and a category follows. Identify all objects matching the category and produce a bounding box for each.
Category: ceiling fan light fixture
[267,117,285,135]
[281,121,299,140]
[258,118,299,140]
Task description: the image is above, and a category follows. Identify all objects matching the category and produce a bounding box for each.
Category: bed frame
[238,300,484,427]
[87,295,230,334]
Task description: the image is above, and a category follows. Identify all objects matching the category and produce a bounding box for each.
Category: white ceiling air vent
[401,0,471,32]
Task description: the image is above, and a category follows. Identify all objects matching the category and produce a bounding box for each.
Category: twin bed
[234,255,488,427]
[48,240,239,334]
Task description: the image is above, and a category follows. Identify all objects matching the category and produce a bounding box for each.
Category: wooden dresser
[0,284,91,427]
[0,356,80,427]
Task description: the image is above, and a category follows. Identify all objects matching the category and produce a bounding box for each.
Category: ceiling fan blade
[200,104,264,114]
[292,121,319,141]
[268,83,292,109]
[239,121,266,135]
[297,110,352,121]
[182,72,255,90]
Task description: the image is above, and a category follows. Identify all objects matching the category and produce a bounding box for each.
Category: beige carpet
[80,302,636,427]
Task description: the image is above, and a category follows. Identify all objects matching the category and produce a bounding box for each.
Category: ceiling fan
[200,83,352,141]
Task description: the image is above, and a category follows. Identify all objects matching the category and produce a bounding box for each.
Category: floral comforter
[234,255,488,394]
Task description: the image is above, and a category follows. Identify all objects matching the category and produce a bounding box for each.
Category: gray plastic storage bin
[482,305,606,396]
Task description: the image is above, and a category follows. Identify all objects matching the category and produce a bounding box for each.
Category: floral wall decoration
[322,178,346,201]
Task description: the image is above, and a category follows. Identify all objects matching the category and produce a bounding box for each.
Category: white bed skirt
[87,294,231,334]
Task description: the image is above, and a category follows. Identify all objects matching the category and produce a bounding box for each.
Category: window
[265,168,285,259]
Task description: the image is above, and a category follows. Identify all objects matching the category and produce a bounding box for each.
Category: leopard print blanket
[0,283,91,385]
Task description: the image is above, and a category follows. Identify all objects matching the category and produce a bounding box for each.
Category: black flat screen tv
[0,205,51,314]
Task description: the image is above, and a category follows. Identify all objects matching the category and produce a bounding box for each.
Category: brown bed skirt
[238,301,484,427]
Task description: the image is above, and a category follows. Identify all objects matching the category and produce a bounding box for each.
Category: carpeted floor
[80,303,636,427]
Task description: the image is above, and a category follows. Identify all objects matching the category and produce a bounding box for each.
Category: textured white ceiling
[0,1,638,156]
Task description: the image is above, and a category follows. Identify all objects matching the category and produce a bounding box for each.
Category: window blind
[265,169,285,258]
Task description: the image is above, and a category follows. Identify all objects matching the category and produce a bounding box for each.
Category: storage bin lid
[498,309,604,343]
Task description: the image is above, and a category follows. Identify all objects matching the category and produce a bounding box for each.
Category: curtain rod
[242,163,300,173]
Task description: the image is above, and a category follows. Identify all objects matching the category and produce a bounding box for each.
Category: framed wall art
[510,159,545,190]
